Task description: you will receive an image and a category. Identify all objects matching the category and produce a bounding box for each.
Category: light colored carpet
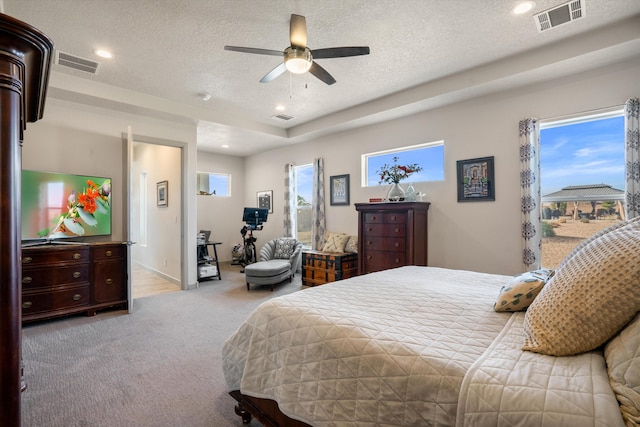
[21,263,304,427]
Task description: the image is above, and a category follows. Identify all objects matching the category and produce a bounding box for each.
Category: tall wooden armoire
[0,13,53,427]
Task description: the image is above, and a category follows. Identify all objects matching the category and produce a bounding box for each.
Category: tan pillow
[344,235,358,253]
[604,313,640,426]
[494,269,554,312]
[322,233,349,253]
[523,218,640,356]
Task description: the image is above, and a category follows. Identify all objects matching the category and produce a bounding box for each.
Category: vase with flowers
[377,156,423,201]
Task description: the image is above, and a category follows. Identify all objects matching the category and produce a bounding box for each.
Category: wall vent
[534,0,585,32]
[271,113,294,121]
[55,51,100,74]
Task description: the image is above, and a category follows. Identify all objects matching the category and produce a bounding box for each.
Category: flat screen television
[21,170,112,242]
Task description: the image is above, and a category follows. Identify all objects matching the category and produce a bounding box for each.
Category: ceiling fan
[224,14,370,85]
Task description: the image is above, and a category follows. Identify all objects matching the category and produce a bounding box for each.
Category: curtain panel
[283,163,295,237]
[625,97,640,219]
[519,118,541,271]
[311,158,326,250]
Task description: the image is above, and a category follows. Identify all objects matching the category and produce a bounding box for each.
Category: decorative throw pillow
[273,238,297,259]
[494,269,554,312]
[322,233,349,253]
[523,217,640,356]
[604,313,640,426]
[344,235,358,253]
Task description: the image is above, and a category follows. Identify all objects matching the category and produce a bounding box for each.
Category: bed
[222,217,640,427]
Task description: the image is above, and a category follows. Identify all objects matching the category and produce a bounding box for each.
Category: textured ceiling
[3,0,640,156]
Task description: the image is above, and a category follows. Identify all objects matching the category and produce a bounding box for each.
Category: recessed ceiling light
[275,105,285,111]
[512,1,535,15]
[222,144,229,148]
[94,49,113,59]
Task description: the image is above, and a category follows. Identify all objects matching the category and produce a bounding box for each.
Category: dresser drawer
[363,236,406,252]
[362,251,406,273]
[22,264,90,290]
[364,212,406,224]
[362,223,406,237]
[22,285,90,317]
[22,246,90,266]
[92,244,125,260]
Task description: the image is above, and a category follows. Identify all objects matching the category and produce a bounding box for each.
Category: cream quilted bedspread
[457,312,624,427]
[222,266,513,426]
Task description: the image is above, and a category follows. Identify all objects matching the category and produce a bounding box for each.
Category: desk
[197,241,222,282]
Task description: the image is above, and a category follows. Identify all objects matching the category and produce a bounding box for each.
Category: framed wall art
[456,156,495,202]
[157,180,168,207]
[257,190,273,213]
[330,174,350,206]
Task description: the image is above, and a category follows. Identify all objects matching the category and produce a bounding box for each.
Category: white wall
[132,142,182,281]
[197,151,245,262]
[244,57,640,275]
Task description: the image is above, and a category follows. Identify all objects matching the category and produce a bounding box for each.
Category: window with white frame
[294,163,313,246]
[197,172,231,196]
[539,107,625,268]
[362,141,445,187]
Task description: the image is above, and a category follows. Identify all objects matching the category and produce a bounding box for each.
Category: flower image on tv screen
[21,170,112,240]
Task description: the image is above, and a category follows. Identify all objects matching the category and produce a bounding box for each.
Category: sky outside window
[540,115,624,196]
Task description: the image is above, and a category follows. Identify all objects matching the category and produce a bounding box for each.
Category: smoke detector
[534,0,585,32]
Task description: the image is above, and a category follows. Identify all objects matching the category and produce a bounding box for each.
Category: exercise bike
[239,207,268,273]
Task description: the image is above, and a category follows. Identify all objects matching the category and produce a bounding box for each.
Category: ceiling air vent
[271,113,294,121]
[534,0,585,32]
[55,51,100,74]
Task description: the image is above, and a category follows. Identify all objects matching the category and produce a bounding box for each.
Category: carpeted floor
[21,262,304,427]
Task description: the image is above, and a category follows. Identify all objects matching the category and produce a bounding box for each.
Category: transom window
[362,141,445,187]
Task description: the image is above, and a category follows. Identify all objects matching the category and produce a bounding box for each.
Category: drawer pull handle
[368,227,373,232]
[371,215,377,221]
[22,301,32,309]
[391,215,396,220]
[395,242,400,247]
[73,272,81,278]
[367,240,373,245]
[367,255,372,260]
[73,253,81,260]
[395,258,400,263]
[72,294,82,301]
[22,257,32,264]
[105,250,113,257]
[22,276,32,284]
[105,278,113,285]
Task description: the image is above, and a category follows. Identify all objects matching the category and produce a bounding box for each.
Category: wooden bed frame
[230,390,311,426]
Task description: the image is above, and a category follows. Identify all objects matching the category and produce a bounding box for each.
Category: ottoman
[244,260,293,291]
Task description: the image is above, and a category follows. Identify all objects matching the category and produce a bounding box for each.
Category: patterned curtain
[625,97,640,219]
[311,158,326,250]
[283,163,295,237]
[519,118,541,271]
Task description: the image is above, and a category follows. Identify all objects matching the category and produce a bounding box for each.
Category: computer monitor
[242,207,268,229]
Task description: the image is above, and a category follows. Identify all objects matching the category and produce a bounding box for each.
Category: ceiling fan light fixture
[284,47,312,74]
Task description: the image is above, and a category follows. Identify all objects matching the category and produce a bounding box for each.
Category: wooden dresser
[21,243,128,323]
[355,202,430,275]
[302,250,358,286]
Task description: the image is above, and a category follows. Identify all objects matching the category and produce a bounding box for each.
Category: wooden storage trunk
[302,250,358,286]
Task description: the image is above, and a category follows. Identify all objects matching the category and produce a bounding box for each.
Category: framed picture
[330,174,350,206]
[456,156,495,202]
[157,180,168,207]
[257,190,273,213]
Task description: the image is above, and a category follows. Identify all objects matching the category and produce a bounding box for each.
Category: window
[539,108,625,268]
[197,172,230,196]
[294,163,313,246]
[362,141,445,187]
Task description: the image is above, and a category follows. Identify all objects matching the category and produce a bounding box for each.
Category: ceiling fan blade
[309,61,336,85]
[260,62,287,83]
[224,46,283,57]
[289,14,307,48]
[311,46,370,59]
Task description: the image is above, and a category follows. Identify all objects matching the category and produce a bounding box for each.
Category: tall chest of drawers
[355,202,430,275]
